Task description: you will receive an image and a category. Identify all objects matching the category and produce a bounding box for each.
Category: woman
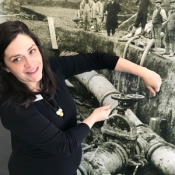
[0,21,161,175]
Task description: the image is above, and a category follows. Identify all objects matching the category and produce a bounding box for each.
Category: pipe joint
[147,141,168,161]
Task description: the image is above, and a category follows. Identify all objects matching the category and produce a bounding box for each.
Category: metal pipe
[122,107,175,175]
[79,142,128,175]
[74,71,120,114]
[150,145,175,175]
[75,71,175,175]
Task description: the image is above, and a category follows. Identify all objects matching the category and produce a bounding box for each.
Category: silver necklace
[43,98,64,117]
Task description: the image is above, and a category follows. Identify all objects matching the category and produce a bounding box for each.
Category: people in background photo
[163,0,175,57]
[80,0,94,31]
[106,0,121,36]
[130,0,153,37]
[92,0,104,32]
[151,0,167,49]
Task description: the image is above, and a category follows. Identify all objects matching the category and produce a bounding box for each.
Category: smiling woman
[0,20,161,175]
[4,35,43,91]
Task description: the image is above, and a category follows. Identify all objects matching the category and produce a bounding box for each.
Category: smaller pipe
[136,39,154,90]
[117,35,140,91]
[123,35,140,60]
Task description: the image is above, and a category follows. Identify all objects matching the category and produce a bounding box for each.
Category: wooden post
[47,17,58,49]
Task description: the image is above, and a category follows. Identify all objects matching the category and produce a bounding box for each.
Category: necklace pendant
[56,108,64,117]
[60,112,64,117]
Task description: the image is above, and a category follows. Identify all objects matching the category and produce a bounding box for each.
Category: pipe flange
[146,141,165,160]
[103,142,129,166]
[100,91,120,106]
[86,73,103,92]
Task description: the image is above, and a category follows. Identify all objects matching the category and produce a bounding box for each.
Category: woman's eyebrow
[28,44,36,51]
[9,44,36,60]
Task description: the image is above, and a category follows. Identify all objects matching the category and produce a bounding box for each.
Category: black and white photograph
[0,0,175,175]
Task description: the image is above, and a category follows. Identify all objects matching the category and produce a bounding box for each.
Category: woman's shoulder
[0,100,38,123]
[48,54,81,77]
[48,56,69,70]
[48,56,64,75]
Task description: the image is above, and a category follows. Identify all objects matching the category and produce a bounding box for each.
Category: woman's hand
[82,104,111,129]
[90,104,111,122]
[115,58,162,96]
[141,67,162,97]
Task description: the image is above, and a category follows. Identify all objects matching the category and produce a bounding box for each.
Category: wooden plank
[47,17,58,49]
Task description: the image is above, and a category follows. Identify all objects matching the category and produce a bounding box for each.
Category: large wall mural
[1,0,175,175]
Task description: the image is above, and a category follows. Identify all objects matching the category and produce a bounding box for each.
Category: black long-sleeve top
[0,53,119,175]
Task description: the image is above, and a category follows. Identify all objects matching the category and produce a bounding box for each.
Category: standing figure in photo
[0,20,161,175]
[80,0,94,31]
[92,0,104,32]
[163,0,175,57]
[102,0,111,29]
[130,0,153,37]
[151,0,167,48]
[106,0,121,36]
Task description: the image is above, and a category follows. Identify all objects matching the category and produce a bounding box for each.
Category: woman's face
[4,34,43,90]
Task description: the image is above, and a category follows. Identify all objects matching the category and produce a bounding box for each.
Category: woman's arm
[82,57,162,128]
[52,53,161,97]
[114,57,162,97]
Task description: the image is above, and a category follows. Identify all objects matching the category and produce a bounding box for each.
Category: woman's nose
[24,58,34,68]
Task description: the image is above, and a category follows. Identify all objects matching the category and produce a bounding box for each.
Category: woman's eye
[30,49,35,54]
[13,57,21,62]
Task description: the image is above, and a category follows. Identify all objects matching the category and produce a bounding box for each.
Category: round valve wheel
[111,93,145,102]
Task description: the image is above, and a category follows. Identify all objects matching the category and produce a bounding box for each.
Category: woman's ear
[0,63,10,73]
[4,67,10,73]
